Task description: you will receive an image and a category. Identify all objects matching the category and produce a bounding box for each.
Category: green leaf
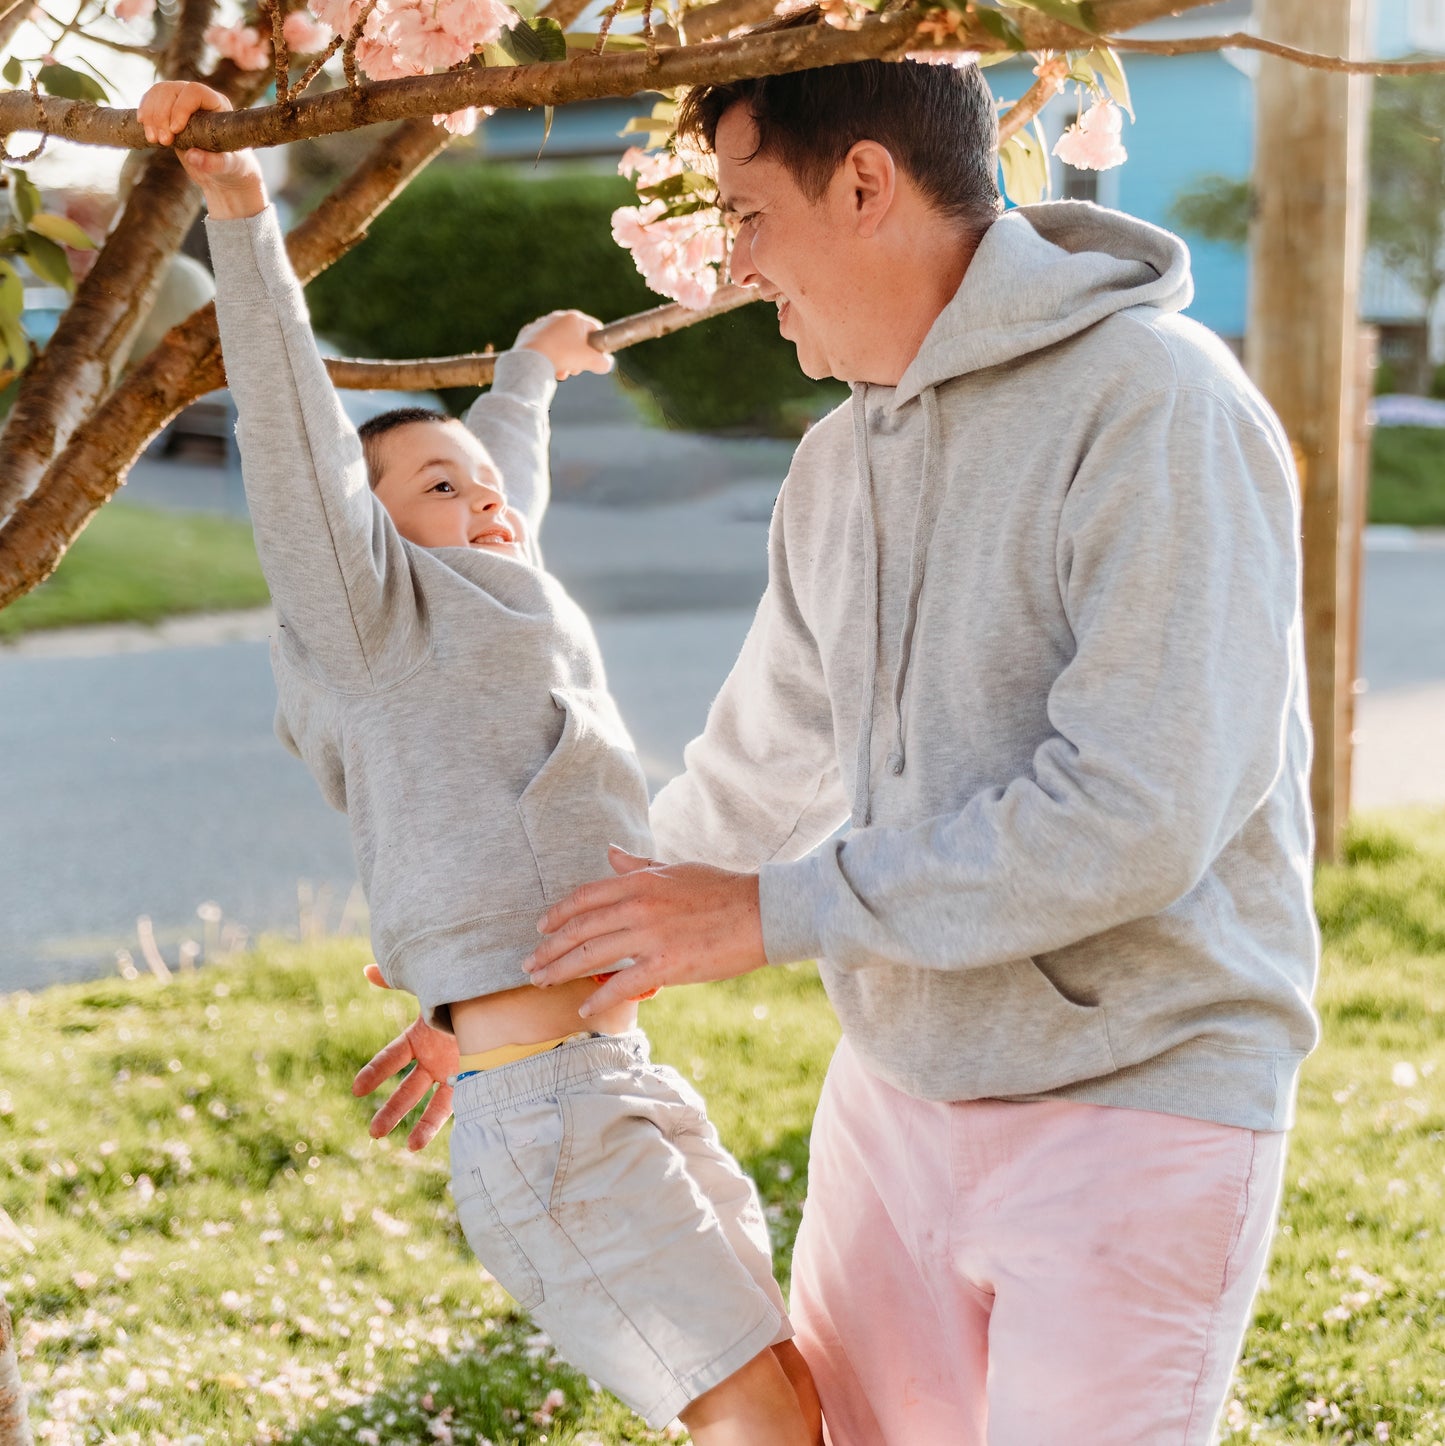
[497,16,567,64]
[619,114,675,140]
[20,230,74,291]
[10,170,40,229]
[37,62,108,103]
[2,57,21,85]
[999,120,1050,207]
[638,170,713,202]
[0,310,30,372]
[997,0,1096,31]
[568,29,648,50]
[972,8,1024,47]
[1084,44,1132,118]
[0,259,22,321]
[26,212,96,249]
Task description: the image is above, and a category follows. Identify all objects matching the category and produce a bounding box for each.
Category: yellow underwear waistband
[456,1032,592,1073]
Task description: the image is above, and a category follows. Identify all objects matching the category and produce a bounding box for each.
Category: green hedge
[306,164,841,433]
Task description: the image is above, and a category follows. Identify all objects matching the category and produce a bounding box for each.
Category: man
[361,16,1320,1442]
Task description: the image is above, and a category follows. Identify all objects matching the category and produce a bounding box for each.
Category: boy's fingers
[352,1032,415,1096]
[407,1083,454,1152]
[368,1066,431,1138]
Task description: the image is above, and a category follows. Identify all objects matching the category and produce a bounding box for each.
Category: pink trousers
[791,1039,1287,1446]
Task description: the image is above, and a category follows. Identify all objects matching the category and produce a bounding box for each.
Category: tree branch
[998,56,1068,145]
[324,284,760,390]
[162,0,217,82]
[0,111,455,607]
[1112,30,1445,74]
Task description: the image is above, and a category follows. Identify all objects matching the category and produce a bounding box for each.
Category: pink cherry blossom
[283,10,334,51]
[379,5,473,71]
[433,107,484,134]
[618,146,685,191]
[352,32,419,80]
[612,200,725,310]
[206,21,271,69]
[1053,97,1127,173]
[434,0,513,49]
[113,0,155,21]
[308,0,367,34]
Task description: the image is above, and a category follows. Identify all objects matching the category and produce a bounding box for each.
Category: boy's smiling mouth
[470,524,517,549]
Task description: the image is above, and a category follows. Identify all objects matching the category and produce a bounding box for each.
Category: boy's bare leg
[679,1345,817,1446]
[773,1339,824,1445]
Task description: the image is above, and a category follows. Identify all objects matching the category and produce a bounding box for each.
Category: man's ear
[845,140,897,239]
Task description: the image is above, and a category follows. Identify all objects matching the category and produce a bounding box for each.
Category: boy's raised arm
[464,311,611,547]
[143,82,424,692]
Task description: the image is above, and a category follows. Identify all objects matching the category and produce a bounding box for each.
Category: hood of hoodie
[890,201,1195,408]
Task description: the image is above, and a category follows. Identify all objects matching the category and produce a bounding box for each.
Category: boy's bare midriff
[450,980,639,1056]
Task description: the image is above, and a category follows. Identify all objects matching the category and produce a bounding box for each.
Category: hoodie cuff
[758,856,827,966]
[492,347,558,408]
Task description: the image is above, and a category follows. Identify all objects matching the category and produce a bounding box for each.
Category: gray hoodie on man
[207,207,652,1028]
[651,203,1320,1132]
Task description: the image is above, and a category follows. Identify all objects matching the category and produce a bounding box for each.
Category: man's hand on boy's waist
[525,846,767,1015]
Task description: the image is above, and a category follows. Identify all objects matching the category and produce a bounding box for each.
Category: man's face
[371,419,528,558]
[716,105,862,382]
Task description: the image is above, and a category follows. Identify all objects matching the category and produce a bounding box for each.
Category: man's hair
[356,406,452,488]
[676,6,1001,235]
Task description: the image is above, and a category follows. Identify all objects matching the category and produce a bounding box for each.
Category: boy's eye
[428,480,456,494]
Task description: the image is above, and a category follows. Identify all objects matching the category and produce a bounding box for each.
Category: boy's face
[371,419,528,558]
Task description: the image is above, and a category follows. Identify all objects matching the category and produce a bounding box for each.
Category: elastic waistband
[453,1029,651,1119]
[456,1032,593,1076]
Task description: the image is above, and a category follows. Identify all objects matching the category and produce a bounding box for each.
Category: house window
[1061,165,1100,203]
[1409,0,1445,51]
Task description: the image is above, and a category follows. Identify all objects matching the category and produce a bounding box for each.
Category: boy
[139,80,819,1445]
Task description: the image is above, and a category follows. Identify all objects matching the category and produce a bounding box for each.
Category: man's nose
[727,229,757,289]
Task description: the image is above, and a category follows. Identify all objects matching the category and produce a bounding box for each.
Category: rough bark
[0,111,454,606]
[0,64,270,524]
[162,0,217,82]
[0,1295,31,1446]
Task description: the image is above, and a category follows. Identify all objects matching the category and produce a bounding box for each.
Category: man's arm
[526,385,1302,1003]
[524,473,850,1010]
[144,82,425,692]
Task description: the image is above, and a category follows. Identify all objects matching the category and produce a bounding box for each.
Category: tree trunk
[0,1295,32,1446]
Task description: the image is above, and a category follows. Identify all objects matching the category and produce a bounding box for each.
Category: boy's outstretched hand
[139,81,267,220]
[515,310,614,381]
[352,963,458,1152]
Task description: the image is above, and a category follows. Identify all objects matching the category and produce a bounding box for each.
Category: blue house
[998,0,1444,356]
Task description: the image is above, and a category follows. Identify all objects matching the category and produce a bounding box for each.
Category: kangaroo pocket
[991,957,1117,1094]
[517,687,653,902]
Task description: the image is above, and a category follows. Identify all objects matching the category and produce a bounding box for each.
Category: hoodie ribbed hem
[759,856,826,965]
[383,904,542,1031]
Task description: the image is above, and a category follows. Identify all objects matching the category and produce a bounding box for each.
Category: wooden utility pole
[1246,0,1372,863]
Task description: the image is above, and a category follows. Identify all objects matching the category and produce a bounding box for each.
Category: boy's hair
[357,406,452,488]
[676,7,1001,236]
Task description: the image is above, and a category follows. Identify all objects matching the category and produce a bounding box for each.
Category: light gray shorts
[449,1030,791,1428]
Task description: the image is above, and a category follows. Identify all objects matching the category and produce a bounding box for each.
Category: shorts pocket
[453,1165,546,1313]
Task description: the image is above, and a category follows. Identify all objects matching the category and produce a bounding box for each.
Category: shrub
[306,163,842,433]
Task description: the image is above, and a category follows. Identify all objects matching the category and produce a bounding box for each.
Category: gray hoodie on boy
[207,207,652,1028]
[650,203,1320,1132]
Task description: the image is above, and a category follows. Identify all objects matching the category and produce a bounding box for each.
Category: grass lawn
[1,810,1443,1444]
[1371,428,1445,528]
[0,504,268,640]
